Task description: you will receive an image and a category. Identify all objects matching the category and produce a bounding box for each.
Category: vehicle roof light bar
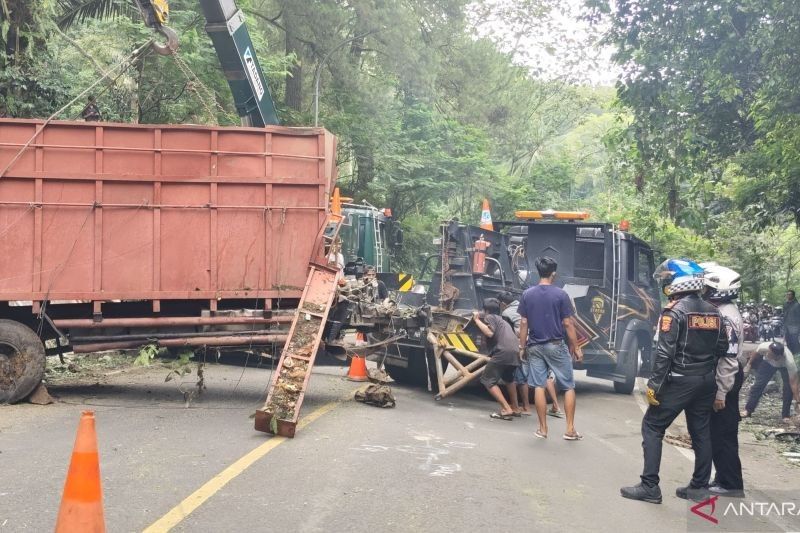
[515,209,590,221]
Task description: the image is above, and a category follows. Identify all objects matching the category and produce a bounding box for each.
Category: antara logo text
[691,495,800,525]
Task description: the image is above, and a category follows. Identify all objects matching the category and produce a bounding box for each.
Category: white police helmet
[699,262,741,301]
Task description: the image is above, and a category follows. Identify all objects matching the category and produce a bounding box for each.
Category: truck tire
[0,320,46,404]
[613,337,639,395]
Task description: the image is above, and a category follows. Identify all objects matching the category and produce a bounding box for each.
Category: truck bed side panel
[0,119,336,304]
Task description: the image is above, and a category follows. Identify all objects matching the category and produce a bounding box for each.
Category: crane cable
[0,38,155,181]
[170,52,225,124]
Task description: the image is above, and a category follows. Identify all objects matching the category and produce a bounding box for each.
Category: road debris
[26,383,53,405]
[354,365,396,408]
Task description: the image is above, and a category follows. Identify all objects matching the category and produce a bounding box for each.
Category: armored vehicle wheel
[613,338,639,395]
[0,320,46,403]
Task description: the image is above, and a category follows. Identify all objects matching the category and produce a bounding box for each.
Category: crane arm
[135,0,280,127]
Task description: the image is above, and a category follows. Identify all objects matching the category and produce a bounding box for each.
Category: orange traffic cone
[347,355,369,382]
[330,187,342,215]
[55,411,105,533]
[479,198,493,231]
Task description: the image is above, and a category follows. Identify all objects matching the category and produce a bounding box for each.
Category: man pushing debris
[473,298,520,420]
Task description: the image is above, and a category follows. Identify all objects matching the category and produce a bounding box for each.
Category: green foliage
[133,343,159,367]
[591,0,800,302]
[164,349,195,382]
[56,0,137,30]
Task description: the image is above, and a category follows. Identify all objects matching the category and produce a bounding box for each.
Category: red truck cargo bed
[0,119,337,307]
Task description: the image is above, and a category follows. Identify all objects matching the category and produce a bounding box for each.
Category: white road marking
[350,434,475,477]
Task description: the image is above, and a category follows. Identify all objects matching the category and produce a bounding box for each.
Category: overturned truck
[0,118,338,408]
[372,212,661,396]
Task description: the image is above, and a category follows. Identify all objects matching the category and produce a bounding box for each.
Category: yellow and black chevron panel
[444,332,478,352]
[397,272,414,292]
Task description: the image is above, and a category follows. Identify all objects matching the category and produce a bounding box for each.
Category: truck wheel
[0,320,46,404]
[613,338,639,395]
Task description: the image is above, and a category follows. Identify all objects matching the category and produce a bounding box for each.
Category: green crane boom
[135,0,280,127]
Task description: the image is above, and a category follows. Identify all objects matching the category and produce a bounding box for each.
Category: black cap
[769,341,784,355]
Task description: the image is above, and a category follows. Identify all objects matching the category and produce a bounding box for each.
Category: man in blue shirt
[518,256,583,440]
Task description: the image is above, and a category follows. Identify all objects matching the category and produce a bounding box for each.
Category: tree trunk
[667,176,678,219]
[354,145,375,191]
[283,8,303,113]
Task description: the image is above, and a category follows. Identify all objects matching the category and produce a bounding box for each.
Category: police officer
[621,259,728,504]
[700,263,745,498]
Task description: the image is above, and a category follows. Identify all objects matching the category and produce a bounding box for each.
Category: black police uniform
[641,293,728,491]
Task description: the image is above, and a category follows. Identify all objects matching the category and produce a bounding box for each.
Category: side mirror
[394,228,404,248]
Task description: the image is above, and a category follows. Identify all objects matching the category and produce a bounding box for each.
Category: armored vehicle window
[574,235,604,279]
[636,247,655,286]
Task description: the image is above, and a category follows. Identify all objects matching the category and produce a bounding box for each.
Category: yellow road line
[142,401,340,533]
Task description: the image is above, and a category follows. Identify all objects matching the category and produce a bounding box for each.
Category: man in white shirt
[742,341,800,422]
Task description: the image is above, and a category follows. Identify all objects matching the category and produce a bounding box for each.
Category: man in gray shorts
[518,256,583,440]
[473,298,520,420]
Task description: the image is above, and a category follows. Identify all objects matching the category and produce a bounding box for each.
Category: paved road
[1,360,798,532]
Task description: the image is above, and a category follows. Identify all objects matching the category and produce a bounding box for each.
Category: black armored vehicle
[383,210,661,394]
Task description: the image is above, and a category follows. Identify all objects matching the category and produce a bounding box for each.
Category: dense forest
[2,0,800,302]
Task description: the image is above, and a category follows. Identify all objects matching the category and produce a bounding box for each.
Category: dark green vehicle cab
[339,203,401,279]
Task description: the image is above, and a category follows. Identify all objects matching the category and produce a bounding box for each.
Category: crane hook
[151,24,179,56]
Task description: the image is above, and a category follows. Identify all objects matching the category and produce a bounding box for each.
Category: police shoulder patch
[660,315,673,333]
[688,314,720,330]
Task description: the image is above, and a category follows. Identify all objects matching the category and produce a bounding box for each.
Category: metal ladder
[373,215,385,272]
[608,226,622,350]
[254,211,344,438]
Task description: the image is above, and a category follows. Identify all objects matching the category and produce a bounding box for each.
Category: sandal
[547,409,565,418]
[511,411,522,417]
[535,429,548,439]
[563,432,583,441]
[490,412,514,421]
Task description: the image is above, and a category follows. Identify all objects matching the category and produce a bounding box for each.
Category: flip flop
[547,410,565,418]
[535,429,547,439]
[490,412,514,421]
[520,411,533,416]
[563,432,583,441]
[511,412,522,417]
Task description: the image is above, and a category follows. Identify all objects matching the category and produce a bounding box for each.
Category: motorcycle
[758,318,774,342]
[742,320,758,342]
[758,316,783,341]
